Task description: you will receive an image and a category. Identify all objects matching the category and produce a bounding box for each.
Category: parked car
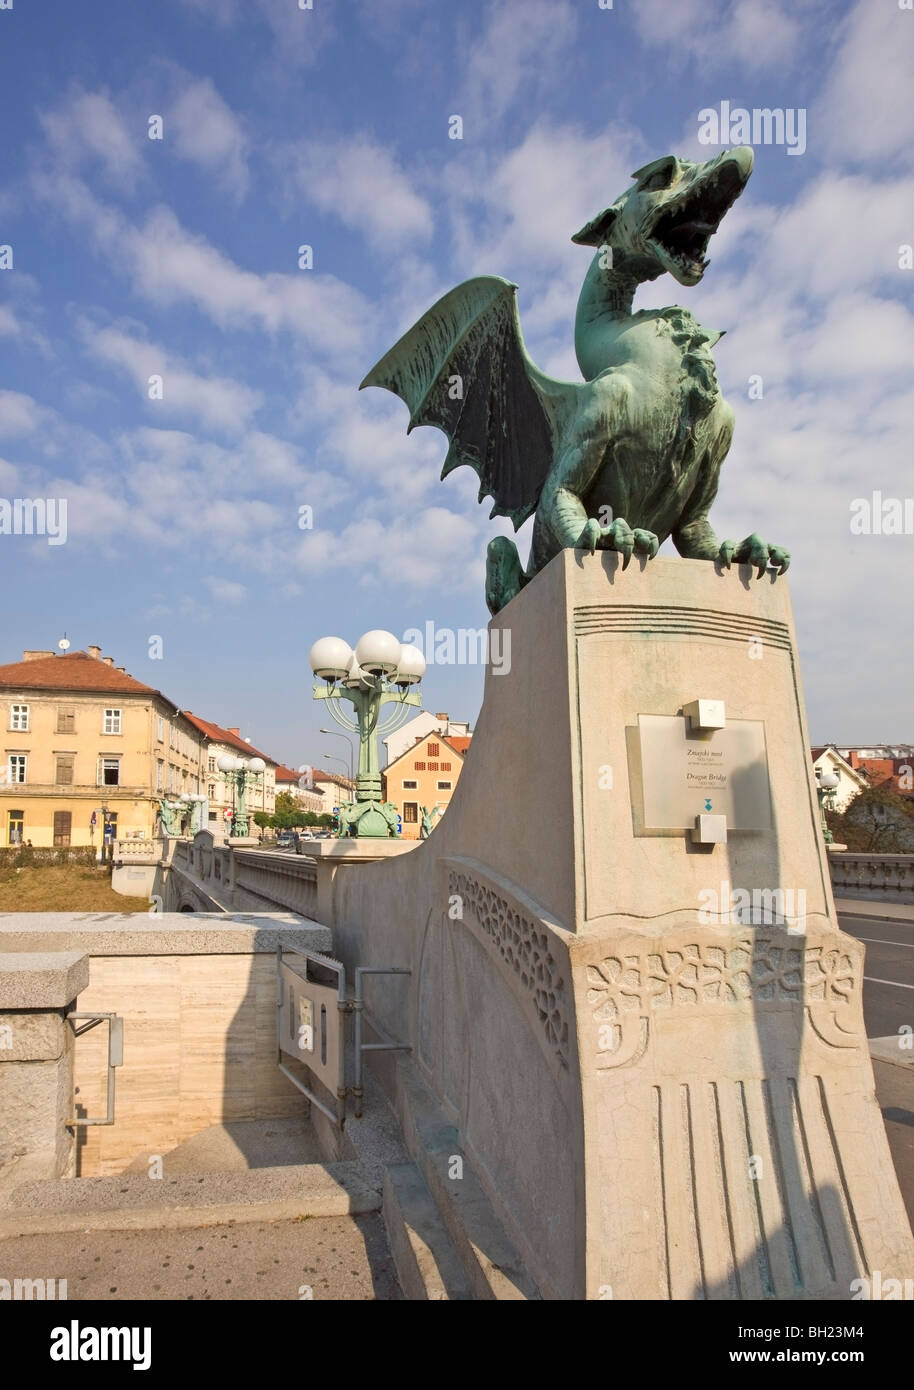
[275,832,294,848]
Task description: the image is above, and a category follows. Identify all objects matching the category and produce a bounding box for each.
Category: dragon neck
[574,248,662,376]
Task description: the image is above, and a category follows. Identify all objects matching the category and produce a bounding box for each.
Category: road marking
[855,936,914,949]
[864,976,914,990]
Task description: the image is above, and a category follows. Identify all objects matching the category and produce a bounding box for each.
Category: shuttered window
[53,811,72,847]
[57,707,76,734]
[55,755,75,785]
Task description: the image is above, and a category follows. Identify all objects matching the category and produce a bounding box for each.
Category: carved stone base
[328,551,914,1298]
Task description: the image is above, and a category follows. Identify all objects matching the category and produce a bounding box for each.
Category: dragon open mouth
[649,159,748,281]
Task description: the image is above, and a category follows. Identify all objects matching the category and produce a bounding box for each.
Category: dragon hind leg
[486,536,527,616]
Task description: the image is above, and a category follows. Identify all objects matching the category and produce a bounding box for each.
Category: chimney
[228,727,240,736]
[116,666,126,673]
[88,645,102,659]
[22,650,54,662]
[102,656,114,666]
[435,712,449,720]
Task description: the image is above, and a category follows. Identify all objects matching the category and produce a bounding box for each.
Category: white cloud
[285,136,432,248]
[177,0,336,66]
[39,89,141,185]
[461,0,580,125]
[0,390,44,437]
[79,321,263,435]
[169,78,249,199]
[631,0,801,72]
[31,174,373,357]
[816,0,914,166]
[204,575,247,603]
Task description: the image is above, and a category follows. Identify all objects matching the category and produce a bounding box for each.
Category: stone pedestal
[328,550,914,1299]
[309,839,417,925]
[0,951,89,1194]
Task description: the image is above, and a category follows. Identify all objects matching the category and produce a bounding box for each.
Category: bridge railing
[828,851,914,901]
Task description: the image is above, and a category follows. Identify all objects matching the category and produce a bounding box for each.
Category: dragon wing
[360,276,580,530]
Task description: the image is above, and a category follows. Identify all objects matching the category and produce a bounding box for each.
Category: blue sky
[0,0,911,766]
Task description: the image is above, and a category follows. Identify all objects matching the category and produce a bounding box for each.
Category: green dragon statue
[362,145,789,615]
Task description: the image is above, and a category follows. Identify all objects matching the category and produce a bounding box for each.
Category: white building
[383,711,471,769]
[811,746,868,812]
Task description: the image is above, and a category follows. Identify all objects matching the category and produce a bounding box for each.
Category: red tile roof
[312,768,355,787]
[183,711,277,765]
[0,650,161,696]
[274,764,302,782]
[443,735,471,755]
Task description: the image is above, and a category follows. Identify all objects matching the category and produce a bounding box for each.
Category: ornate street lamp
[217,754,266,837]
[309,630,425,838]
[815,766,839,845]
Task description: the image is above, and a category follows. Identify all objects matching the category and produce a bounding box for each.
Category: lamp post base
[337,798,399,838]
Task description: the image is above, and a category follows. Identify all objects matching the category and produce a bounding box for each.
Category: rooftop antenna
[58,633,70,652]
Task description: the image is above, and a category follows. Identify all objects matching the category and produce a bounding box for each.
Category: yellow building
[383,731,471,840]
[0,646,207,848]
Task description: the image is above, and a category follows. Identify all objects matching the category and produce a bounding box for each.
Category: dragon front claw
[578,517,603,554]
[720,534,790,578]
[599,518,659,569]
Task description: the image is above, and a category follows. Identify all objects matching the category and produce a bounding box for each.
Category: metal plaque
[637,714,772,831]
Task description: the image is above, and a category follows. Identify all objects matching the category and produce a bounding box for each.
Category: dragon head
[572,146,754,287]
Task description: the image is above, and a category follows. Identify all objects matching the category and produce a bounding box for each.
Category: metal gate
[276,946,410,1126]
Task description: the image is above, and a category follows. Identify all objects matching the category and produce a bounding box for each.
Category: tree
[271,791,302,830]
[827,785,914,853]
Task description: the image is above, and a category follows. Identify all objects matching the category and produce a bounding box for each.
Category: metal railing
[69,1012,123,1127]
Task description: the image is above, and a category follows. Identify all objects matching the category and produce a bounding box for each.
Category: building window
[57,706,76,734]
[7,754,26,784]
[437,781,452,791]
[402,780,418,790]
[55,754,75,785]
[440,762,451,771]
[157,716,164,742]
[103,708,122,735]
[414,761,426,771]
[7,810,24,845]
[428,742,439,757]
[428,762,439,771]
[207,783,215,798]
[98,756,120,787]
[156,760,164,792]
[208,756,216,772]
[10,704,29,731]
[53,810,72,847]
[403,802,418,824]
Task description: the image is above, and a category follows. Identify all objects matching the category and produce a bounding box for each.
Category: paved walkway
[0,1213,400,1300]
[836,897,914,921]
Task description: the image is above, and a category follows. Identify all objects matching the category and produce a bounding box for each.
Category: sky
[0,0,911,768]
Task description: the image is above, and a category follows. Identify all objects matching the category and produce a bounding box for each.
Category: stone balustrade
[828,851,914,901]
[164,834,319,918]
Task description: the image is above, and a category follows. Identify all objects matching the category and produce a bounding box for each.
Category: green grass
[0,863,137,912]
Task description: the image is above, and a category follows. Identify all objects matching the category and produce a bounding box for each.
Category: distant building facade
[829,745,914,803]
[383,711,471,769]
[383,731,471,840]
[810,747,868,812]
[183,713,277,829]
[0,647,207,847]
[274,764,327,818]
